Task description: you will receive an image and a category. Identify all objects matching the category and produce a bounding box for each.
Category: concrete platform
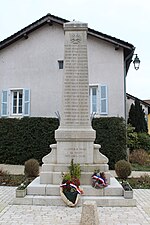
[13,177,136,207]
[27,177,123,196]
[13,194,136,207]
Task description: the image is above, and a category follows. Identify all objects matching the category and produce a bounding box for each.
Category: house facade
[0,14,135,119]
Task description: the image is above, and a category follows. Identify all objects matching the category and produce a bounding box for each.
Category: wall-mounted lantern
[133,54,140,70]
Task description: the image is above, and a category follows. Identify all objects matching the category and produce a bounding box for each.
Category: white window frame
[89,84,108,115]
[11,89,23,115]
[1,88,30,117]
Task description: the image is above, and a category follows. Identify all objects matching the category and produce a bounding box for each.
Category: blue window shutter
[23,89,30,116]
[99,85,108,115]
[1,90,8,117]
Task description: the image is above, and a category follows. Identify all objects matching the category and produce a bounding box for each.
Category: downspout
[124,48,135,122]
[124,47,135,161]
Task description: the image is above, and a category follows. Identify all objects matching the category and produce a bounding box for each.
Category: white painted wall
[0,22,125,118]
[88,35,124,117]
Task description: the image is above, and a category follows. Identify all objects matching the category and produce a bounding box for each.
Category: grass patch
[117,174,150,189]
[127,175,150,189]
[0,174,25,186]
[0,169,25,186]
[131,163,150,171]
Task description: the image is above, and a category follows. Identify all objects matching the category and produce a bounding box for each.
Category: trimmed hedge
[92,117,127,169]
[0,117,126,168]
[0,117,59,165]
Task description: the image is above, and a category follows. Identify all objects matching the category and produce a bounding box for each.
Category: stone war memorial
[14,21,136,207]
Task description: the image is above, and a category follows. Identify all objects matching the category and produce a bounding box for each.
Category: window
[12,90,23,114]
[89,86,98,114]
[58,60,64,69]
[1,89,30,117]
[89,85,108,115]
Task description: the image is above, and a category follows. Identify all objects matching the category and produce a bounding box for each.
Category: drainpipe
[124,48,135,122]
[124,47,135,161]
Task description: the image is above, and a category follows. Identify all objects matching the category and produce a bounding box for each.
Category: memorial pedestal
[15,21,135,206]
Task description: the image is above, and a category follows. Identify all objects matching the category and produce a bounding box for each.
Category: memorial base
[13,177,136,207]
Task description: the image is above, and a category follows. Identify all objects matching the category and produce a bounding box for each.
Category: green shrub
[24,159,39,178]
[127,99,148,133]
[0,117,126,169]
[137,133,150,152]
[127,124,139,150]
[62,160,81,187]
[115,160,132,180]
[68,159,81,179]
[92,117,127,169]
[0,117,59,165]
[62,173,71,183]
[129,149,149,165]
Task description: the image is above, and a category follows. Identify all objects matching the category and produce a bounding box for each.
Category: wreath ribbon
[92,175,105,185]
[60,182,82,194]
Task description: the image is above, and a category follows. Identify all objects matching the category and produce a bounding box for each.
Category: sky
[0,0,149,100]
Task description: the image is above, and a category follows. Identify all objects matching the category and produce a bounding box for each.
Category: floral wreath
[60,180,83,194]
[91,171,108,188]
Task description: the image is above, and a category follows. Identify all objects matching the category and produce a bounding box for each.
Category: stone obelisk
[55,21,96,164]
[27,21,128,206]
[41,21,108,184]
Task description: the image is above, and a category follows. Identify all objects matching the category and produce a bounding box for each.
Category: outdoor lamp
[133,54,140,70]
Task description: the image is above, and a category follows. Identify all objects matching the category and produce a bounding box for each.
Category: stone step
[40,171,111,185]
[27,177,123,197]
[14,177,136,207]
[41,163,109,172]
[13,195,136,207]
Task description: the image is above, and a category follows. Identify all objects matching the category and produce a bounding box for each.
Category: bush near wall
[137,133,150,153]
[0,117,126,168]
[0,117,59,165]
[92,117,127,169]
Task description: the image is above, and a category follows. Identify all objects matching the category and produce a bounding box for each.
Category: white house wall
[88,35,124,117]
[0,22,125,118]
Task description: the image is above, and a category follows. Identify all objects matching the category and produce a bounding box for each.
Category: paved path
[0,164,25,175]
[0,186,150,225]
[0,164,150,224]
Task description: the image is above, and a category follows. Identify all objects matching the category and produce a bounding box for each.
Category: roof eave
[127,93,150,108]
[88,28,134,51]
[0,14,135,66]
[0,14,68,50]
